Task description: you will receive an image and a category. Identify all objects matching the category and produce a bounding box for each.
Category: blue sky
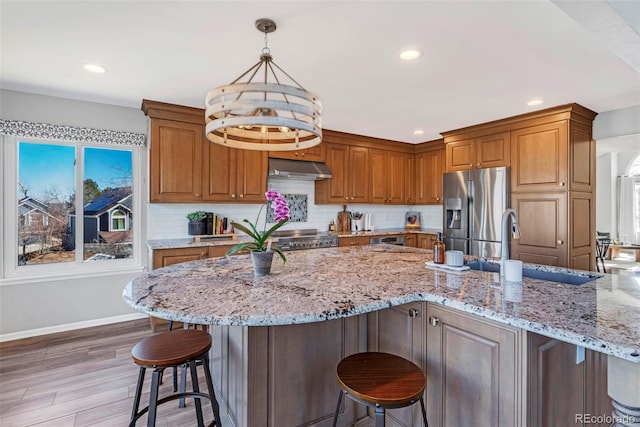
[19,142,132,200]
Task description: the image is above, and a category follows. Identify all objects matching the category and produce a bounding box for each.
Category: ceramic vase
[251,250,274,276]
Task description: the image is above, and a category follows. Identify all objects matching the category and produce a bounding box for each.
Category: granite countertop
[147,228,442,250]
[123,245,640,363]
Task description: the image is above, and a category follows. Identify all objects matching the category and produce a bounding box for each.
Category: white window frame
[111,209,128,231]
[1,122,145,282]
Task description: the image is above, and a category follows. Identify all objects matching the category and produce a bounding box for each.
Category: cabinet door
[387,151,405,204]
[405,234,417,247]
[202,141,237,202]
[510,192,568,267]
[415,152,429,204]
[425,149,444,204]
[368,302,426,427]
[418,234,436,249]
[476,131,510,169]
[405,153,416,204]
[445,138,475,172]
[149,119,203,202]
[526,333,586,427]
[369,149,387,204]
[152,247,209,269]
[349,146,370,203]
[511,121,568,192]
[237,149,267,202]
[316,143,349,203]
[426,304,522,427]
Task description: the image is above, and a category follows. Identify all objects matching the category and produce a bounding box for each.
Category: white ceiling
[1,1,639,144]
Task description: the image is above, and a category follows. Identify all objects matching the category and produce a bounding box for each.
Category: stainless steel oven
[272,229,339,251]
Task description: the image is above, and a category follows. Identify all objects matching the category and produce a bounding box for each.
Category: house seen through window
[18,142,133,265]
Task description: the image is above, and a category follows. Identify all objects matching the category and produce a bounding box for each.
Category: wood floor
[0,319,225,427]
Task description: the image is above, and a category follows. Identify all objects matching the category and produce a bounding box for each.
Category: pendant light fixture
[205,18,322,151]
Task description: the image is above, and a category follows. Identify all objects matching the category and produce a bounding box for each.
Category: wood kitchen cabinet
[426,304,524,427]
[405,234,417,247]
[268,143,325,162]
[510,192,568,267]
[338,235,370,247]
[444,131,510,172]
[405,153,416,204]
[368,302,426,427]
[526,333,612,427]
[369,149,405,204]
[417,233,436,249]
[203,142,267,202]
[143,99,267,203]
[415,141,445,204]
[148,118,204,203]
[315,142,369,204]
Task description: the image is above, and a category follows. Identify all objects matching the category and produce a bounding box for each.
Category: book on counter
[205,212,231,235]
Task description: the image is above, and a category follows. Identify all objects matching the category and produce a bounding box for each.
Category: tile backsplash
[146,179,443,239]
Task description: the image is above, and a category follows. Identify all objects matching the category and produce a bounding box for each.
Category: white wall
[1,90,149,340]
[594,105,640,239]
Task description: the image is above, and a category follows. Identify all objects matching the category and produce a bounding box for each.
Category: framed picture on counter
[405,211,421,228]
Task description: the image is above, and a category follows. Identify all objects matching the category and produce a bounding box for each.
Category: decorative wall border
[0,119,146,147]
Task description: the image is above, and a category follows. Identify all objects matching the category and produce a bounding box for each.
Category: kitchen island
[123,245,640,427]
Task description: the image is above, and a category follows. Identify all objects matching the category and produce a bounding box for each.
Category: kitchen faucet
[500,208,521,276]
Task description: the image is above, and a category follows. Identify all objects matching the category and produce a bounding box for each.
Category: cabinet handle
[559,182,565,187]
[429,316,440,326]
[195,193,201,197]
[301,152,305,157]
[350,242,358,246]
[409,308,420,318]
[436,197,440,201]
[469,164,473,167]
[350,196,354,200]
[239,194,244,198]
[295,152,299,156]
[477,163,480,167]
[231,194,236,198]
[345,196,349,200]
[557,240,564,245]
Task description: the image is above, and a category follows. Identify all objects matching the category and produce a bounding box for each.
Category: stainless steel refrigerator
[442,167,509,258]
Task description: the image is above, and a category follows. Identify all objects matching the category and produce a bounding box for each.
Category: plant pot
[188,220,207,236]
[251,250,274,276]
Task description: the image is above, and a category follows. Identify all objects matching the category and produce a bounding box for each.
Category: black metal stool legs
[332,390,343,427]
[128,354,220,427]
[419,397,429,427]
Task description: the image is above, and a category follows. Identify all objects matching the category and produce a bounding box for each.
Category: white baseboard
[0,312,148,342]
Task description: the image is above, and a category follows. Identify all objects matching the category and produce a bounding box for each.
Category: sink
[465,261,600,285]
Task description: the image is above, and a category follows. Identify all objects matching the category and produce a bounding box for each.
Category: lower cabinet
[425,304,524,427]
[368,302,426,427]
[149,245,235,330]
[526,332,612,427]
[338,235,371,247]
[417,234,436,250]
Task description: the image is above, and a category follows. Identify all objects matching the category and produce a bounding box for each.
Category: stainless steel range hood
[268,158,332,180]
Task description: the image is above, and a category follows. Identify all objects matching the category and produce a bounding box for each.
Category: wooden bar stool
[129,329,221,427]
[332,352,428,427]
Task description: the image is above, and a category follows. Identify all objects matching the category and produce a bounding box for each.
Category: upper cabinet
[268,143,325,162]
[143,99,267,203]
[203,143,267,203]
[444,131,510,172]
[369,149,405,204]
[315,142,369,204]
[415,140,445,205]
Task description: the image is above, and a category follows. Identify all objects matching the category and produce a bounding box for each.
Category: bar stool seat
[332,352,428,427]
[129,329,221,427]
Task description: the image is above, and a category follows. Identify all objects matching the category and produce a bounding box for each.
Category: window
[1,118,145,277]
[18,142,134,265]
[111,210,127,231]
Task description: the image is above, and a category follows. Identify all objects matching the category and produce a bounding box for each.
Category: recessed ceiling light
[400,50,422,61]
[84,64,106,73]
[527,99,543,106]
[413,129,424,135]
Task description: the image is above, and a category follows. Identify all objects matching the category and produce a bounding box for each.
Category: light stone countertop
[123,245,640,363]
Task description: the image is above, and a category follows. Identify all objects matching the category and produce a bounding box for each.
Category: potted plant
[226,189,290,276]
[187,211,207,235]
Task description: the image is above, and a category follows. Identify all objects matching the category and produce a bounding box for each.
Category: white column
[607,355,640,426]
